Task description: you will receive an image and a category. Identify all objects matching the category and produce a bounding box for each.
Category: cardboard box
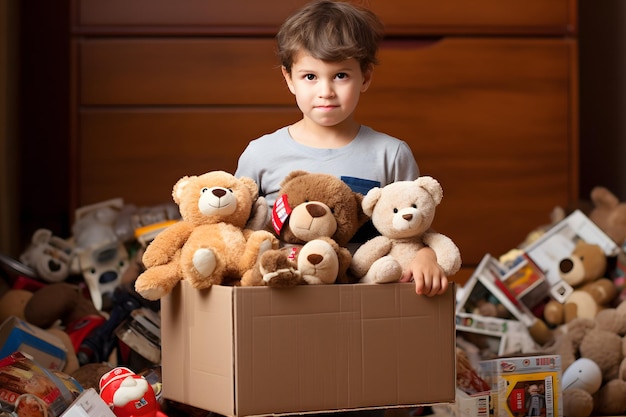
[479,355,562,417]
[61,388,116,417]
[0,316,67,371]
[161,281,456,417]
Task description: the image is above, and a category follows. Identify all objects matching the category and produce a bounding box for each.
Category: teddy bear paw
[192,248,217,278]
[137,286,168,301]
[360,256,402,284]
[259,249,301,287]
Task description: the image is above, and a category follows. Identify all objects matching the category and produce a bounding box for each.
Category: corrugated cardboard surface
[161,282,456,417]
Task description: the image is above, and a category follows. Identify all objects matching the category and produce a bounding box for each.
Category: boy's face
[282,50,372,128]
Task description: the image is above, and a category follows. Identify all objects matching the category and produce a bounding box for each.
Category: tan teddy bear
[241,170,369,287]
[349,176,462,284]
[543,241,617,326]
[134,171,278,300]
[543,300,626,416]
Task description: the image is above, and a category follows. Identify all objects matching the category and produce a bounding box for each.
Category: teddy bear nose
[560,258,574,273]
[213,189,227,198]
[307,254,324,265]
[403,214,413,221]
[306,203,327,218]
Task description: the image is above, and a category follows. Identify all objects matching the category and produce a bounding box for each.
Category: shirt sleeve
[394,140,420,181]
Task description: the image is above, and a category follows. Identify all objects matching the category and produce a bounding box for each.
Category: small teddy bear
[19,228,74,283]
[350,176,462,284]
[241,170,369,287]
[543,241,617,326]
[134,171,278,300]
[543,300,626,417]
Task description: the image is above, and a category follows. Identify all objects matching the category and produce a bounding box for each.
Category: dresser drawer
[76,109,299,206]
[73,0,576,35]
[77,38,291,106]
[75,36,576,273]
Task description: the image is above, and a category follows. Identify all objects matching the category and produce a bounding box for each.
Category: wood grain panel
[79,38,292,105]
[77,109,299,206]
[73,0,575,35]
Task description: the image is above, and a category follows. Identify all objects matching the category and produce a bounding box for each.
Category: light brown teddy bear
[349,176,462,284]
[241,170,369,287]
[543,241,617,326]
[134,171,278,300]
[590,186,626,249]
[543,300,626,416]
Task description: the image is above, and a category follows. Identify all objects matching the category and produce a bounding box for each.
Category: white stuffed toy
[350,176,462,284]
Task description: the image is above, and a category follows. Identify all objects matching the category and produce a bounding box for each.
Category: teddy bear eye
[227,188,233,193]
[201,187,209,194]
[412,204,417,209]
[393,208,398,213]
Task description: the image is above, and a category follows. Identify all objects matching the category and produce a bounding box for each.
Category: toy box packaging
[160,281,456,417]
[479,355,562,417]
[0,316,67,371]
[60,388,116,417]
[0,351,81,417]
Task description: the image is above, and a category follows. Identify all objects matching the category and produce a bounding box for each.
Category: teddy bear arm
[422,231,462,276]
[350,236,393,278]
[142,221,194,267]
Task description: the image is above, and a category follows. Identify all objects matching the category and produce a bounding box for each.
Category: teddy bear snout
[306,203,328,218]
[199,186,237,215]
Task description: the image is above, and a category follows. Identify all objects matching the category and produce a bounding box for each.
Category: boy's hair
[277,0,384,73]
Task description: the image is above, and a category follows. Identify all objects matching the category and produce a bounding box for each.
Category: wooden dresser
[70,0,578,283]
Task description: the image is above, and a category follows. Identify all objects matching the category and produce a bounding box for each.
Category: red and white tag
[272,194,293,235]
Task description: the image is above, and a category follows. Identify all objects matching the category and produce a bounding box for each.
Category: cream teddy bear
[349,176,462,284]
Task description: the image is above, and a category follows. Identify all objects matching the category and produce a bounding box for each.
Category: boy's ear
[361,65,374,93]
[281,66,296,95]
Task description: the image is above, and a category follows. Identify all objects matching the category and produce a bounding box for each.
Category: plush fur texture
[134,171,278,300]
[590,186,626,248]
[349,176,462,284]
[241,170,369,287]
[543,241,617,326]
[542,301,626,416]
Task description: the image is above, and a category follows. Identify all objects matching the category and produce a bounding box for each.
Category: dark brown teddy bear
[241,170,369,287]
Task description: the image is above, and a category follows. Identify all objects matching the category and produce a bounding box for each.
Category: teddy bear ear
[32,228,53,244]
[415,176,443,205]
[591,186,619,209]
[280,170,310,187]
[172,176,192,205]
[238,176,260,201]
[362,188,382,216]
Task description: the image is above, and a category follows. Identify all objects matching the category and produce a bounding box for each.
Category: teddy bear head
[19,229,74,283]
[590,186,626,248]
[363,176,443,240]
[173,170,259,228]
[272,170,369,247]
[559,240,608,288]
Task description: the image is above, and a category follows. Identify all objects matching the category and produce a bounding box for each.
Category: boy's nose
[318,82,335,98]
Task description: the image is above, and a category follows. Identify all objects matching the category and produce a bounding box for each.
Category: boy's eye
[335,73,348,80]
[305,74,316,81]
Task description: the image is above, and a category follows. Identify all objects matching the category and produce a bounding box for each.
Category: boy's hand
[400,246,449,296]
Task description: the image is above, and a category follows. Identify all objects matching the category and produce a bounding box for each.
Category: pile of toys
[0,198,199,416]
[452,186,626,417]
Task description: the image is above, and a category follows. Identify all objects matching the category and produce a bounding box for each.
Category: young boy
[235,0,450,298]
